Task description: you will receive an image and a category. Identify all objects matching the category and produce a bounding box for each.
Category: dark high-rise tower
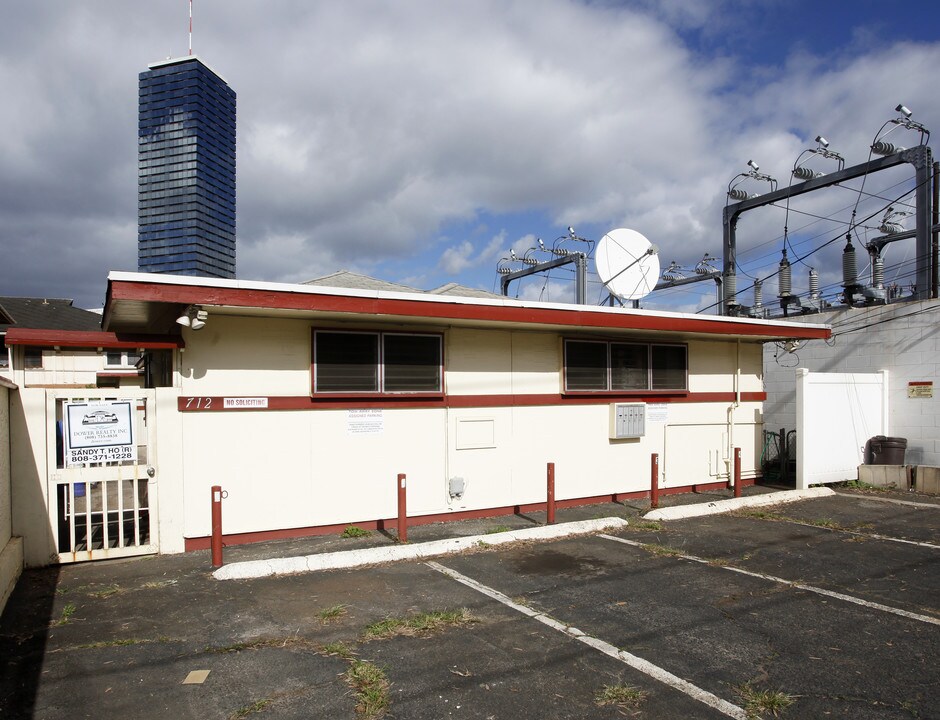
[138,56,236,277]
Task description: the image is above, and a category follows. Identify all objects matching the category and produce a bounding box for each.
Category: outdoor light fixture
[727,159,777,201]
[872,103,930,153]
[791,134,844,180]
[175,305,208,331]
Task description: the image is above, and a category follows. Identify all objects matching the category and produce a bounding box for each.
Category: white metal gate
[47,389,158,563]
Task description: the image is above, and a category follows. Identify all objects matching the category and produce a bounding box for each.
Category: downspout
[726,339,741,483]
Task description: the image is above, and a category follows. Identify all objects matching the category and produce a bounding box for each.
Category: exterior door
[47,390,158,563]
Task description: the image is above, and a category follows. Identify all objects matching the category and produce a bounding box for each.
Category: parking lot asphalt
[2,485,938,719]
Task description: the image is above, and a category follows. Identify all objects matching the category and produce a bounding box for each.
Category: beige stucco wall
[172,316,765,541]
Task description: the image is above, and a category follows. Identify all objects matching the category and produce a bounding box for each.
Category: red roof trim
[108,280,831,340]
[4,328,184,349]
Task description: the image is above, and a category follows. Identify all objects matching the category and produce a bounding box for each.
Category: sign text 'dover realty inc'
[64,400,135,466]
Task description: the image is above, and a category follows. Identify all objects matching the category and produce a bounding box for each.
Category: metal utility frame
[722,145,934,315]
[500,253,588,304]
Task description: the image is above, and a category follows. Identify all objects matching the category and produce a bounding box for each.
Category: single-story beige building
[5,271,829,567]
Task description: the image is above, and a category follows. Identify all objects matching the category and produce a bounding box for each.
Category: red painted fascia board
[4,327,184,349]
[177,391,767,412]
[108,280,831,340]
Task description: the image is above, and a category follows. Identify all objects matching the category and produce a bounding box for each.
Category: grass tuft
[88,584,124,599]
[595,683,647,710]
[633,521,664,532]
[345,660,390,718]
[363,609,474,640]
[317,604,349,624]
[53,602,77,626]
[485,525,513,534]
[319,641,356,659]
[229,699,270,719]
[645,543,684,557]
[735,683,796,718]
[342,526,371,538]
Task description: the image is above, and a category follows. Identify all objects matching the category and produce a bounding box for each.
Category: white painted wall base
[0,536,23,615]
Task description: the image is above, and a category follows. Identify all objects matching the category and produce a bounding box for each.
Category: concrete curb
[213,516,630,580]
[643,487,835,521]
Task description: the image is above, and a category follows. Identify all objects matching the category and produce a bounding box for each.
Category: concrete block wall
[763,299,940,467]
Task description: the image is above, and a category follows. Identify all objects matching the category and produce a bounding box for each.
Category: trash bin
[865,435,907,465]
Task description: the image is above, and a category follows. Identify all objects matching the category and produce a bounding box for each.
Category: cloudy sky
[1,1,938,311]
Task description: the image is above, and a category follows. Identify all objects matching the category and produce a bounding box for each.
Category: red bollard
[397,473,407,543]
[211,485,224,568]
[733,447,742,498]
[650,453,660,509]
[546,462,556,525]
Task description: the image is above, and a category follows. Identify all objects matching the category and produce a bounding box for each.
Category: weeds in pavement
[88,584,125,599]
[644,543,684,557]
[228,698,270,719]
[363,609,474,640]
[317,604,349,624]
[342,526,371,538]
[595,683,648,711]
[632,521,664,532]
[345,660,390,718]
[318,641,356,659]
[53,602,77,626]
[735,683,795,718]
[485,525,512,534]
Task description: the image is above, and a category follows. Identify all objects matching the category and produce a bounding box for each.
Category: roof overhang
[4,327,184,350]
[103,272,831,343]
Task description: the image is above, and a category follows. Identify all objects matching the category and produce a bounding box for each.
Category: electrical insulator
[871,140,904,156]
[753,279,763,308]
[808,268,819,299]
[727,188,752,201]
[872,255,885,288]
[724,273,738,305]
[778,251,792,297]
[879,221,905,234]
[842,238,858,287]
[792,166,821,180]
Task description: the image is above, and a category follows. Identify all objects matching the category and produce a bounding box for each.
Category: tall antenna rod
[189,0,193,55]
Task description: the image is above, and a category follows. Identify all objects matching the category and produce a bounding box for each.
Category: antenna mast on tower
[189,0,193,55]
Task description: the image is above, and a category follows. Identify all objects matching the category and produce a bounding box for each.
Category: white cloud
[0,1,936,310]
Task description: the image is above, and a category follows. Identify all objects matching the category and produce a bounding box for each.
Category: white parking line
[836,493,940,510]
[771,518,940,550]
[427,560,748,720]
[599,534,940,627]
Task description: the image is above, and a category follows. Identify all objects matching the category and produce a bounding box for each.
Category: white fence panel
[796,369,888,489]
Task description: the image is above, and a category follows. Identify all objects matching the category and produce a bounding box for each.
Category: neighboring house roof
[428,282,504,299]
[3,328,184,350]
[102,271,831,343]
[303,271,421,294]
[0,297,102,334]
[304,272,503,300]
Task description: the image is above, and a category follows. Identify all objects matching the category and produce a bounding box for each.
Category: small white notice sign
[347,409,384,435]
[647,403,668,423]
[223,397,269,409]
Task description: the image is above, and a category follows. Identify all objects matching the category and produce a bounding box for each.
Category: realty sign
[64,400,135,466]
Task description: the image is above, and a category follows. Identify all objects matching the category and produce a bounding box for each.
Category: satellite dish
[595,228,660,300]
